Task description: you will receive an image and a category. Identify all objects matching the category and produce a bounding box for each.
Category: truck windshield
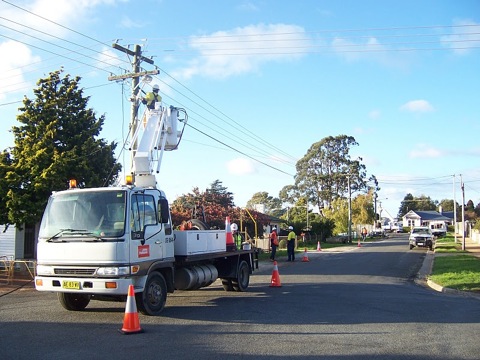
[39,190,127,240]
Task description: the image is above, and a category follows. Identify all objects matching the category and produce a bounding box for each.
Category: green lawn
[430,235,480,292]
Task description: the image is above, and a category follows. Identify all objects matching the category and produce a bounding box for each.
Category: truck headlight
[36,265,55,276]
[96,266,129,276]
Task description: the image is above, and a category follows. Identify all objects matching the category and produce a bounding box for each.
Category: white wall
[0,225,15,258]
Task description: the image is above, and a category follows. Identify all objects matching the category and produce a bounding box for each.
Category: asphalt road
[1,234,479,359]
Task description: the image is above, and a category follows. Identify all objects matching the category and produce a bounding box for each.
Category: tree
[170,180,235,229]
[397,194,437,218]
[352,191,375,226]
[438,199,456,212]
[246,191,282,215]
[3,69,121,226]
[278,184,300,205]
[205,179,234,208]
[294,135,368,211]
[322,198,349,235]
[0,151,13,226]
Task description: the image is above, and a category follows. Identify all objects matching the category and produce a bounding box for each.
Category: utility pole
[347,175,352,243]
[108,43,159,172]
[461,174,466,251]
[453,174,457,243]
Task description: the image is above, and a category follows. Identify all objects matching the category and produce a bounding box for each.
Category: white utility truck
[35,103,257,315]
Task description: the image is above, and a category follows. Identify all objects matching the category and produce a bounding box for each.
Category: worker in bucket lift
[142,84,162,110]
[231,223,243,250]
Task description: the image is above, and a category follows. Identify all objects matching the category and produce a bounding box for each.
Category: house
[0,224,38,260]
[402,210,452,235]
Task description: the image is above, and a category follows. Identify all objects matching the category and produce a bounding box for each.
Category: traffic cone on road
[317,241,322,252]
[120,284,143,335]
[302,248,310,262]
[270,261,282,287]
[357,237,362,247]
[225,216,235,250]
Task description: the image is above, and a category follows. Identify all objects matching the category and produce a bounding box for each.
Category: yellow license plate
[62,280,80,290]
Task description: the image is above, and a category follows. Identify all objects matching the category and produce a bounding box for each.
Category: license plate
[417,242,424,246]
[62,280,80,290]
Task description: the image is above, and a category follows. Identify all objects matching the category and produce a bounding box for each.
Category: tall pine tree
[4,69,121,226]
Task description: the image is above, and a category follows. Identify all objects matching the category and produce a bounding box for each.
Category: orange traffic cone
[302,248,309,262]
[120,284,143,335]
[317,241,322,252]
[270,261,282,287]
[357,238,362,247]
[225,216,235,250]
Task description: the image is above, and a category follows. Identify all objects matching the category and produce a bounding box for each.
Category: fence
[0,256,36,285]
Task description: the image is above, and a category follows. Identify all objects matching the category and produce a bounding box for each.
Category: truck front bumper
[35,276,135,295]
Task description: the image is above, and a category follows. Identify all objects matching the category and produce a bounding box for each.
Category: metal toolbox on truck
[174,230,226,255]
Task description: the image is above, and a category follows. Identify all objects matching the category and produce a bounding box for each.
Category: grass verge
[430,255,480,291]
[430,234,480,292]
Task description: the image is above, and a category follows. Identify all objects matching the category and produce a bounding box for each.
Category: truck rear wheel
[57,292,91,311]
[136,272,167,316]
[232,260,249,292]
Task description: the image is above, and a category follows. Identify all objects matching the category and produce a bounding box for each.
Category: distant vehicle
[430,224,447,237]
[409,227,434,251]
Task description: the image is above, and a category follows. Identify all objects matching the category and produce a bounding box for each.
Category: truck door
[130,193,164,263]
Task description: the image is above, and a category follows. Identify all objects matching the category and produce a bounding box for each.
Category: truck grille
[54,268,96,276]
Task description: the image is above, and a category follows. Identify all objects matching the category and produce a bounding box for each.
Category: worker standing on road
[362,227,368,242]
[270,227,278,261]
[287,226,296,262]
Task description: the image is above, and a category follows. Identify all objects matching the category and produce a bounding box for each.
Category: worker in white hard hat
[287,226,296,262]
[143,84,162,110]
[231,223,243,250]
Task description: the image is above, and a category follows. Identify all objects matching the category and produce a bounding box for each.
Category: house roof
[403,210,451,221]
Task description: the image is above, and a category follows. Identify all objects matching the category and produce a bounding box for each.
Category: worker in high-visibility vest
[143,84,162,109]
[231,223,243,250]
[287,226,296,262]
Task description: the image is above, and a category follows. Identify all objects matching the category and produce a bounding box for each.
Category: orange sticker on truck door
[138,245,150,258]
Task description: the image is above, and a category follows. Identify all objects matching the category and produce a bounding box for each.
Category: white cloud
[120,16,145,29]
[226,157,256,175]
[400,99,434,113]
[0,0,121,98]
[236,1,259,12]
[331,36,412,69]
[409,144,443,159]
[175,23,311,79]
[441,19,480,55]
[0,41,41,99]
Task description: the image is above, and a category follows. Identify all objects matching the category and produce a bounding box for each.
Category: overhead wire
[156,69,299,163]
[156,78,298,167]
[1,0,478,181]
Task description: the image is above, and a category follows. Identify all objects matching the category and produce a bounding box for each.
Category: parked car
[409,226,434,250]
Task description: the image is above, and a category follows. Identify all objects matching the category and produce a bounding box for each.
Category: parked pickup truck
[409,227,434,251]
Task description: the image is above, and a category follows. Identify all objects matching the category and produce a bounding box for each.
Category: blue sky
[1,0,479,218]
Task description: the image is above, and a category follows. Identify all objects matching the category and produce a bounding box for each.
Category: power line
[156,77,298,166]
[185,122,294,177]
[0,16,128,72]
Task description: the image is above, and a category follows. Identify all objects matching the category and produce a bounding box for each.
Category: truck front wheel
[232,260,250,292]
[136,272,167,316]
[57,292,91,311]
